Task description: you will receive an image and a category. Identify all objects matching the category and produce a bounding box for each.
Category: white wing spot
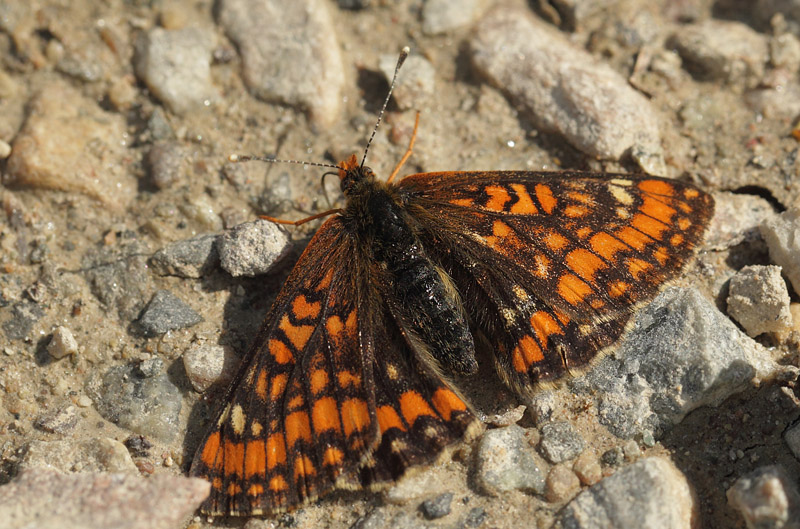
[501,307,518,327]
[231,404,246,435]
[512,284,529,302]
[609,184,634,206]
[217,404,231,426]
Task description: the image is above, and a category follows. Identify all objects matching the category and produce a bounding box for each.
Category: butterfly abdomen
[343,178,478,376]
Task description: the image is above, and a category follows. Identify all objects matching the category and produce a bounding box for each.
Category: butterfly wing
[397,171,714,394]
[190,214,479,515]
[190,217,378,515]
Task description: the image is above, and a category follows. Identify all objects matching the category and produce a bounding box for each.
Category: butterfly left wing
[190,217,382,515]
[190,214,480,515]
[397,170,714,394]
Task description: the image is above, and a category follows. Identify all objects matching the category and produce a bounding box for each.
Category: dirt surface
[1,1,800,528]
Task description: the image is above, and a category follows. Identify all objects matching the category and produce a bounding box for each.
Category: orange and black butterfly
[189,48,714,515]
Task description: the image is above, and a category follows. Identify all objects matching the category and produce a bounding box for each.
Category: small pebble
[34,406,79,434]
[75,395,93,408]
[727,265,792,336]
[137,290,202,337]
[572,450,602,486]
[462,507,488,528]
[641,431,656,448]
[539,422,585,464]
[602,446,625,467]
[183,343,235,392]
[420,492,453,520]
[217,220,290,277]
[47,326,79,359]
[545,464,581,503]
[727,466,800,528]
[623,439,642,461]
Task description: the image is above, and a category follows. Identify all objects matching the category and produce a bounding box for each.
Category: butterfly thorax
[337,155,478,375]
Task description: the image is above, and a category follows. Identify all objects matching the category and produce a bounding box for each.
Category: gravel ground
[1,1,800,528]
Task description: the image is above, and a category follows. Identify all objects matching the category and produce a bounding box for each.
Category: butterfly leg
[387,111,420,184]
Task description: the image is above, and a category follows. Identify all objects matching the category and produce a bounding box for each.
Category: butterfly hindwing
[353,286,481,487]
[398,171,714,392]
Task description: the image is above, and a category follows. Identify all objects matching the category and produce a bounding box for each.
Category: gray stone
[135,357,164,378]
[379,53,435,110]
[474,424,546,495]
[461,507,488,528]
[56,52,104,83]
[47,326,79,359]
[539,421,585,463]
[470,7,664,173]
[134,27,215,115]
[420,492,453,519]
[421,0,488,35]
[147,107,174,141]
[218,0,344,129]
[526,390,557,426]
[150,233,219,278]
[83,246,151,322]
[553,457,694,529]
[0,468,209,529]
[727,265,793,336]
[727,466,800,529]
[217,219,290,277]
[2,301,44,340]
[670,20,768,88]
[20,438,137,474]
[760,208,800,297]
[137,290,202,337]
[571,287,783,439]
[87,363,183,443]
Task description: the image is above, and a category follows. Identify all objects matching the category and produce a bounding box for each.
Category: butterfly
[189,48,714,516]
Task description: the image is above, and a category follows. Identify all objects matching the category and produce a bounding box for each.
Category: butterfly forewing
[398,171,714,392]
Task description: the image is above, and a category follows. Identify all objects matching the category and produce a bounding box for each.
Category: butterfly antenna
[360,46,410,168]
[228,154,339,171]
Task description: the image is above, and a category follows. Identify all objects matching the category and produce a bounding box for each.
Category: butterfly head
[338,154,375,196]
